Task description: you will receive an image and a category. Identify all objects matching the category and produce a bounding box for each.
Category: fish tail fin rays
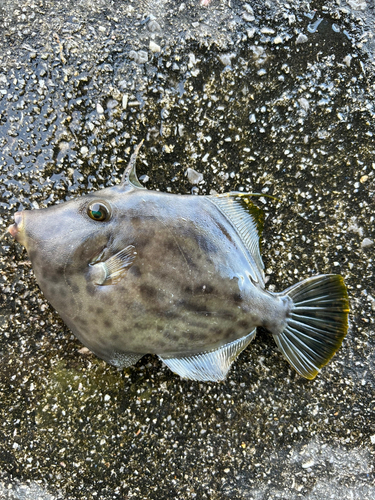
[120,140,146,189]
[274,275,349,380]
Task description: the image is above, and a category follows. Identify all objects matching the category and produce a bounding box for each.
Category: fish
[7,143,349,382]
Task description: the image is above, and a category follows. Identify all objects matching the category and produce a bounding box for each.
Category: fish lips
[8,212,25,244]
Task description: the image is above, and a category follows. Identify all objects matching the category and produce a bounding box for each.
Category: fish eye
[87,201,112,222]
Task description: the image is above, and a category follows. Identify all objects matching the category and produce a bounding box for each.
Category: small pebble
[243,12,255,22]
[261,27,275,35]
[346,0,367,10]
[302,460,315,469]
[361,238,374,249]
[149,41,161,53]
[343,55,353,67]
[296,33,308,44]
[186,167,204,185]
[218,53,236,66]
[138,50,148,64]
[148,20,161,32]
[243,3,254,16]
[298,98,310,111]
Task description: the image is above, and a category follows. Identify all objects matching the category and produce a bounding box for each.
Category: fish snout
[8,212,24,241]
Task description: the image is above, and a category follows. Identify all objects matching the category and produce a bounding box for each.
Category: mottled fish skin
[13,186,289,361]
[8,145,349,381]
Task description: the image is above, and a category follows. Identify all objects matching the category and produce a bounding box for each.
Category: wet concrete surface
[0,0,374,498]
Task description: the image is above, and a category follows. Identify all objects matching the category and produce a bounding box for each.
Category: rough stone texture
[0,0,374,499]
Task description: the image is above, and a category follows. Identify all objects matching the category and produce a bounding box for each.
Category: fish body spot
[233,293,243,303]
[139,283,157,299]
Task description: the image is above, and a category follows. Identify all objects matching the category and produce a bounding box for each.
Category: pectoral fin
[90,245,137,285]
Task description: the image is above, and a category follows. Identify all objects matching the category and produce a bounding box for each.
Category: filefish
[7,143,349,382]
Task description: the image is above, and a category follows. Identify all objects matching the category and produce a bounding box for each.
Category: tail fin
[274,275,349,380]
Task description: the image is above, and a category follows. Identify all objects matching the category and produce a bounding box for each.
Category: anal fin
[159,329,256,382]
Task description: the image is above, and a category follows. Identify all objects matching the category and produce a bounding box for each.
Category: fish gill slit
[62,227,103,320]
[63,247,81,320]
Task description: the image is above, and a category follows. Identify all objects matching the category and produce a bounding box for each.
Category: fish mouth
[8,212,24,241]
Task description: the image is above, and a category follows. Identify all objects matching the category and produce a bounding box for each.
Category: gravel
[0,0,374,499]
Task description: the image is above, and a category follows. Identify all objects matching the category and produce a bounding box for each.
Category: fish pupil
[87,202,111,222]
[92,210,102,219]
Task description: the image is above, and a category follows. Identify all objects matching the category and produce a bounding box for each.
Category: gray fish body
[8,145,349,381]
[21,187,288,362]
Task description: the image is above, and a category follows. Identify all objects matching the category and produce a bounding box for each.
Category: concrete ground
[0,0,374,498]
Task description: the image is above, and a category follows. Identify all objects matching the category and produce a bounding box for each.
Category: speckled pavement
[0,0,374,499]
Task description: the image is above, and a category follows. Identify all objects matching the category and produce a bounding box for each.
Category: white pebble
[218,53,236,66]
[122,94,128,109]
[302,460,315,469]
[346,0,367,10]
[149,41,161,53]
[361,238,374,249]
[188,53,197,68]
[186,167,204,185]
[243,12,255,22]
[247,28,256,38]
[261,27,275,35]
[137,50,148,64]
[343,54,352,67]
[296,33,308,44]
[139,175,150,183]
[243,3,254,15]
[298,98,310,111]
[148,20,161,32]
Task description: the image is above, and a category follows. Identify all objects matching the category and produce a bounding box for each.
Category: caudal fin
[274,275,349,380]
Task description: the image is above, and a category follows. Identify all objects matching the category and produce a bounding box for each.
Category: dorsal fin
[120,140,146,189]
[208,193,264,275]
